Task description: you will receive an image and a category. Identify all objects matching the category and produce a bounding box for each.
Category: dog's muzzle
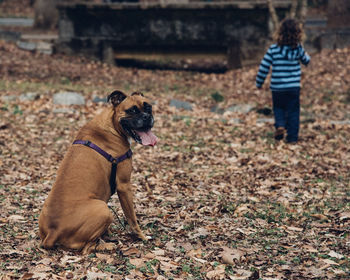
[121,113,157,146]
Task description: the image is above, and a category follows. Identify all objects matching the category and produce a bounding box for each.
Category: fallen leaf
[152,249,165,256]
[8,215,26,222]
[311,213,328,220]
[122,247,141,256]
[206,264,226,279]
[321,258,339,266]
[220,246,245,265]
[328,251,344,259]
[144,252,156,259]
[60,255,82,265]
[159,260,179,272]
[129,258,145,268]
[286,226,303,232]
[302,245,318,253]
[95,253,114,263]
[339,211,350,221]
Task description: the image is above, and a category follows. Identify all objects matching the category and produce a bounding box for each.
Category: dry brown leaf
[311,213,328,220]
[339,211,350,221]
[206,264,226,279]
[0,34,349,280]
[220,246,245,265]
[328,251,344,259]
[321,258,339,266]
[129,258,145,268]
[159,260,179,272]
[152,248,165,256]
[286,226,303,232]
[122,247,141,256]
[302,245,318,253]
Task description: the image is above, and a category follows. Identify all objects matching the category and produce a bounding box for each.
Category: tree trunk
[227,43,242,70]
[34,0,59,29]
[298,0,308,25]
[267,0,279,30]
[290,0,298,19]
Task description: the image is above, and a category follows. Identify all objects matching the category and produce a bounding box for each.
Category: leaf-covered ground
[0,0,33,18]
[0,40,349,279]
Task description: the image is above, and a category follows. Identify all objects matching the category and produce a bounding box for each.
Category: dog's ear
[131,91,144,97]
[107,90,127,107]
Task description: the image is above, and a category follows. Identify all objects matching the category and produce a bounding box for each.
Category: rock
[16,40,53,55]
[16,41,36,52]
[226,104,254,114]
[36,41,53,55]
[257,118,274,123]
[0,30,21,42]
[169,99,192,111]
[92,96,108,103]
[19,92,40,101]
[53,108,75,114]
[330,120,350,125]
[1,95,16,102]
[227,118,241,124]
[256,107,272,116]
[210,105,225,114]
[53,92,85,105]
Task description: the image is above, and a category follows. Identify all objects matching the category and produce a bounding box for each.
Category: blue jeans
[272,89,300,142]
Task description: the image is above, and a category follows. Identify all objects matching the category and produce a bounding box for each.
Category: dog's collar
[72,140,132,195]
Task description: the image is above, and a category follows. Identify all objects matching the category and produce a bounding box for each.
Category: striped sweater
[256,44,310,91]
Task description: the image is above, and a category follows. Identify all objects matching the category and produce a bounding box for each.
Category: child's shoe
[274,127,285,140]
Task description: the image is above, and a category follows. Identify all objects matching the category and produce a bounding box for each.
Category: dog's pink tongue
[136,130,158,146]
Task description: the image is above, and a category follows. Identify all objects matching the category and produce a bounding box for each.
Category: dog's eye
[143,102,152,113]
[126,106,140,115]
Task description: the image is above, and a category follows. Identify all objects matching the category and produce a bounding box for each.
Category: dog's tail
[41,231,59,249]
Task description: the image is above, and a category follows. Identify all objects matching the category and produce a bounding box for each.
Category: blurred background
[0,0,348,71]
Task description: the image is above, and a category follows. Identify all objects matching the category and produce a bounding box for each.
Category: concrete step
[0,18,34,27]
[16,40,54,55]
[0,16,57,55]
[305,16,327,28]
[21,33,58,41]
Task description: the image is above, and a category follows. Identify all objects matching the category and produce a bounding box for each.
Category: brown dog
[39,91,157,253]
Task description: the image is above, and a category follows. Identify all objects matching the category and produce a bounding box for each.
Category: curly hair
[274,18,304,49]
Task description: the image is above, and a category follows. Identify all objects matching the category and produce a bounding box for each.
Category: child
[256,18,310,143]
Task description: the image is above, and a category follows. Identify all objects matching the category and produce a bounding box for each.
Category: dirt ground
[0,1,349,279]
[0,0,34,17]
[0,34,349,280]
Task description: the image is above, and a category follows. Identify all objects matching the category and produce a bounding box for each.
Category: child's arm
[300,47,310,66]
[256,47,273,88]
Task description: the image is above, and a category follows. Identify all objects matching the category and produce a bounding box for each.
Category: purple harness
[73,140,132,195]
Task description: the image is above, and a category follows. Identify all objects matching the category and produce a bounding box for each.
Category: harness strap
[110,162,118,196]
[72,140,132,196]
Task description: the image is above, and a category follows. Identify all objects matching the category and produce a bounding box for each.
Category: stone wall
[56,1,291,69]
[327,0,350,28]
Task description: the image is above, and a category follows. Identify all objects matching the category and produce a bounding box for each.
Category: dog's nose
[142,113,152,122]
[139,113,153,128]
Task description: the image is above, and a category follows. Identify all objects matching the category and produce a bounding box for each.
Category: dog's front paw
[96,241,119,252]
[136,231,150,241]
